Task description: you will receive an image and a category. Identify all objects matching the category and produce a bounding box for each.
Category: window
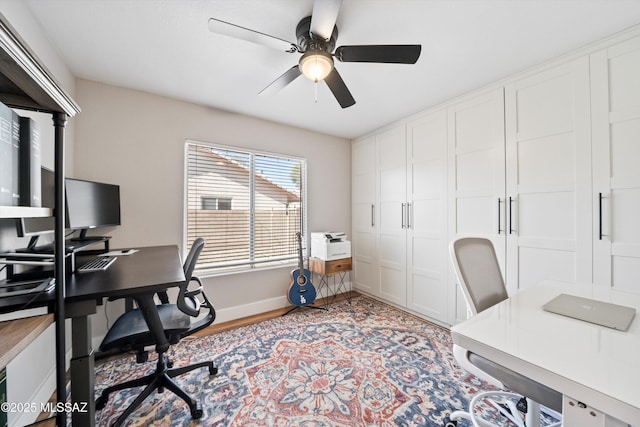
[201,197,232,210]
[185,141,306,273]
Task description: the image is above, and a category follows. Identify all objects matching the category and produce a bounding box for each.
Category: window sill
[195,261,298,279]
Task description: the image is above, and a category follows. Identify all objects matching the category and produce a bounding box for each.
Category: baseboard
[353,289,452,330]
[215,295,290,324]
[91,295,292,351]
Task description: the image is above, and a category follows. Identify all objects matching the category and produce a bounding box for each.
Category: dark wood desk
[0,245,185,427]
[68,245,185,302]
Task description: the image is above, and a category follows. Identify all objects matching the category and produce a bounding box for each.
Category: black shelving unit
[0,12,80,427]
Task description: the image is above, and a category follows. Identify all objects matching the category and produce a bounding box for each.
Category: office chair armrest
[177,276,204,317]
[185,288,217,336]
[184,276,204,299]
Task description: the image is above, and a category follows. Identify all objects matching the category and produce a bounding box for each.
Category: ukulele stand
[282,304,326,316]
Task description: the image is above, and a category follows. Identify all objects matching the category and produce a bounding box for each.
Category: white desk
[451,280,640,426]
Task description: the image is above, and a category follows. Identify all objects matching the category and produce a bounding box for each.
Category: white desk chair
[446,237,562,427]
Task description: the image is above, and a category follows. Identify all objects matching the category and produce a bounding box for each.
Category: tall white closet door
[406,110,448,322]
[591,37,640,293]
[376,126,407,306]
[448,89,506,324]
[352,136,378,295]
[504,57,592,292]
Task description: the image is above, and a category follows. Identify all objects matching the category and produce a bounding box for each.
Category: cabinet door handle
[508,196,515,235]
[401,203,406,228]
[498,198,503,234]
[371,204,375,227]
[407,202,412,229]
[598,193,603,240]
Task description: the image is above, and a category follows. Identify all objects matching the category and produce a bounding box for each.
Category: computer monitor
[65,177,121,240]
[16,167,55,249]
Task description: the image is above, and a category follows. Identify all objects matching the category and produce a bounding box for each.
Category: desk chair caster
[445,391,561,427]
[442,416,457,427]
[445,391,528,427]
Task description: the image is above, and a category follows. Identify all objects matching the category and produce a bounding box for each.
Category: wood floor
[194,291,357,337]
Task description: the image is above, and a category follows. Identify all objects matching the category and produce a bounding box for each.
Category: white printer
[311,232,351,261]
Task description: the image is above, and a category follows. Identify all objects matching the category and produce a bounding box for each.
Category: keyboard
[77,256,116,272]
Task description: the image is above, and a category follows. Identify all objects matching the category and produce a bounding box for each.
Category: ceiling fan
[208,0,421,108]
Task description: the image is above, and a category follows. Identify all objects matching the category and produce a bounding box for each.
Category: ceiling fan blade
[258,65,302,96]
[208,18,298,52]
[324,68,355,108]
[310,0,342,41]
[335,45,422,64]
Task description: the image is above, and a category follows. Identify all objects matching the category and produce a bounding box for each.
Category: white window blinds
[185,142,305,272]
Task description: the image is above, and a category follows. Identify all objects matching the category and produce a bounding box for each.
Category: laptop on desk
[543,293,636,331]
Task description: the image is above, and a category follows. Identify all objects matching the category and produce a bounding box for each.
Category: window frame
[201,196,232,210]
[183,140,308,276]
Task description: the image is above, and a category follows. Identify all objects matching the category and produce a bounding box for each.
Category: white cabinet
[406,110,449,323]
[447,89,506,323]
[352,111,450,320]
[376,126,407,306]
[591,36,640,293]
[352,127,408,305]
[351,136,377,296]
[504,57,592,292]
[352,30,640,327]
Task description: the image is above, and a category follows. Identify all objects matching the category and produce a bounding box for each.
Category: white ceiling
[24,0,640,139]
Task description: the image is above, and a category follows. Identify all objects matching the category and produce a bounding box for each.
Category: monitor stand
[69,229,111,254]
[70,229,108,241]
[26,235,40,250]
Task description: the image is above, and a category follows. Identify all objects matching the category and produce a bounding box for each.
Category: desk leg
[68,301,96,427]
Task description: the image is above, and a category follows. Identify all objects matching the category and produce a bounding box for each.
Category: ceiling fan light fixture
[299,50,334,82]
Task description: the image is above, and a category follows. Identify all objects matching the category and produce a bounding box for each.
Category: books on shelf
[19,116,42,207]
[0,101,18,206]
[0,101,42,208]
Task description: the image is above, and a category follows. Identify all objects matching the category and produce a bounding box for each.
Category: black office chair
[96,238,217,427]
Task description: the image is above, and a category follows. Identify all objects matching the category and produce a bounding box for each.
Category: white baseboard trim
[215,295,290,324]
[90,296,291,349]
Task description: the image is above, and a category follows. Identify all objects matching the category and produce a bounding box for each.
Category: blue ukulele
[287,232,317,306]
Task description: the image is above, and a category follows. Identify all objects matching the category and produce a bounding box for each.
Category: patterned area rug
[93,296,496,426]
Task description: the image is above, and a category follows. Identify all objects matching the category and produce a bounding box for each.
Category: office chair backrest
[177,237,205,317]
[183,237,205,280]
[450,237,508,317]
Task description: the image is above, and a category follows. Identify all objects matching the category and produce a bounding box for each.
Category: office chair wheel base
[95,395,108,411]
[191,402,203,419]
[442,416,457,427]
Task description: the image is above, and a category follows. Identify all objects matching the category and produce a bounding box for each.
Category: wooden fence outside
[187,208,301,268]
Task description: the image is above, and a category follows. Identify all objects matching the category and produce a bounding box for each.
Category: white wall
[72,79,351,341]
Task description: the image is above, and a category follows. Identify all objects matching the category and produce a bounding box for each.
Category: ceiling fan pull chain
[314,81,318,103]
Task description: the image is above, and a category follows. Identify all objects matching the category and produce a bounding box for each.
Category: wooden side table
[308,257,352,309]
